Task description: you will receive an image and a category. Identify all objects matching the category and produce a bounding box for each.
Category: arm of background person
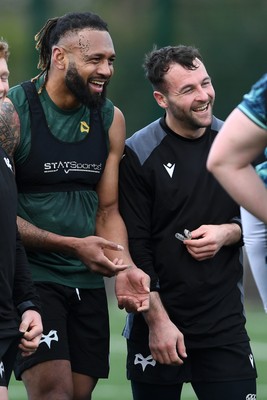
[207,108,267,222]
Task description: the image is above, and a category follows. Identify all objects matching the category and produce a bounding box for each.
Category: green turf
[8,299,267,400]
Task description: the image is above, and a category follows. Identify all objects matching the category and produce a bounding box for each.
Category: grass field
[8,299,267,400]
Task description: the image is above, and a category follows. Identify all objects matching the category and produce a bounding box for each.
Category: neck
[165,114,206,139]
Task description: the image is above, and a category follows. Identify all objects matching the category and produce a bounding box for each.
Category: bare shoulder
[0,98,20,158]
[109,106,126,144]
[113,106,126,128]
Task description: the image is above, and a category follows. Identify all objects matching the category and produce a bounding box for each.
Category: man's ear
[52,46,66,70]
[153,91,168,109]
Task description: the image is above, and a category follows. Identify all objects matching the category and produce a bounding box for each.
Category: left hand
[18,310,43,357]
[183,224,227,261]
[115,266,150,313]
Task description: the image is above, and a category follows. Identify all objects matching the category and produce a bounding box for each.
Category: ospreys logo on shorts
[246,395,256,400]
[134,353,156,371]
[4,157,13,172]
[40,330,58,348]
[249,353,255,368]
[0,361,5,377]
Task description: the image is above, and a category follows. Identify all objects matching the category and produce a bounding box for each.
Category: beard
[169,101,214,130]
[65,64,107,109]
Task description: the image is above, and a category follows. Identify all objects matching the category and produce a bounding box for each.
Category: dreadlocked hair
[34,11,109,76]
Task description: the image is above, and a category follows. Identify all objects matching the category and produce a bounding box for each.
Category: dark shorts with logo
[126,339,257,385]
[0,330,22,387]
[14,282,110,380]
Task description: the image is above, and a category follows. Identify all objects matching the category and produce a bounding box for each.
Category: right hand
[149,319,187,365]
[115,266,150,312]
[73,235,129,277]
[19,310,43,357]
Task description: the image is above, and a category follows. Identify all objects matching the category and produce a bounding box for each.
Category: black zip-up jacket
[119,116,248,349]
[0,145,40,334]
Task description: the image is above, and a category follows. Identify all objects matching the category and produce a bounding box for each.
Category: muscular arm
[0,98,20,159]
[96,106,132,259]
[96,106,150,310]
[17,213,128,278]
[207,108,267,222]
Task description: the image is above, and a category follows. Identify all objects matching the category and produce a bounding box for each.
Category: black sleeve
[119,146,159,291]
[13,227,41,315]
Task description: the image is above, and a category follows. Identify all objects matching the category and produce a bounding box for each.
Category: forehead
[166,61,209,88]
[61,29,115,58]
[0,58,9,74]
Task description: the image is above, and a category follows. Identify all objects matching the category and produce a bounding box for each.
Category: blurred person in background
[119,44,257,400]
[0,12,149,400]
[207,73,267,314]
[0,38,43,400]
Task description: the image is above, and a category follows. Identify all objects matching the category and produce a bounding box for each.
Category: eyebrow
[179,76,211,92]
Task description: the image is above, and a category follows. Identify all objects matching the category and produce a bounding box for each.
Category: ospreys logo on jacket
[15,81,108,194]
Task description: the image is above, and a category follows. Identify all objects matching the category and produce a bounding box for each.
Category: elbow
[206,153,221,176]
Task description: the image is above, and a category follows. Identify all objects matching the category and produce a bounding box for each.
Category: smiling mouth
[193,103,209,112]
[90,79,105,87]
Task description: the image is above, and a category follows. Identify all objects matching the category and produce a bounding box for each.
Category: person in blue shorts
[208,74,267,314]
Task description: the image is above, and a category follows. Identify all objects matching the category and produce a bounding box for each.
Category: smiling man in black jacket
[119,45,257,400]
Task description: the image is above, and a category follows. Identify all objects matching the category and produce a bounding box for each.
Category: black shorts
[126,339,257,385]
[0,329,23,387]
[14,282,110,380]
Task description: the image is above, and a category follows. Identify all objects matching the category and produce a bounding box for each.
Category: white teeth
[194,104,208,112]
[90,80,104,86]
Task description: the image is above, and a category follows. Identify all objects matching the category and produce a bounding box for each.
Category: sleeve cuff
[150,278,160,292]
[17,300,41,316]
[229,217,244,247]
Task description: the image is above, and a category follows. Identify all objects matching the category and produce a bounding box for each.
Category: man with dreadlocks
[0,12,150,400]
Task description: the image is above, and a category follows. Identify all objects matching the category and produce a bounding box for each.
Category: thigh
[72,372,98,400]
[0,386,8,400]
[131,381,183,400]
[192,379,256,400]
[22,359,73,399]
[68,287,110,378]
[241,207,267,312]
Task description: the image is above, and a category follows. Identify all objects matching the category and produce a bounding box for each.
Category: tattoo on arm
[0,101,20,158]
[17,216,50,249]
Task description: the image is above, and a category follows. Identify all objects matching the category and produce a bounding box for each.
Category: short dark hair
[35,11,109,73]
[143,45,203,92]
